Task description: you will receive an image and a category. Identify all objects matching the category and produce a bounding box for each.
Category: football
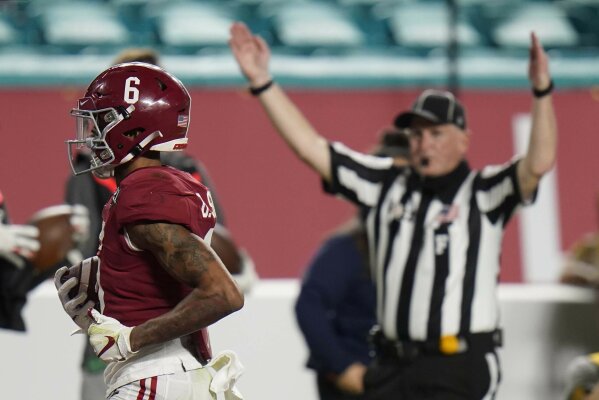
[27,205,76,272]
[59,256,100,303]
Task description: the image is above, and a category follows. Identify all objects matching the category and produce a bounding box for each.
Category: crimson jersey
[97,165,216,363]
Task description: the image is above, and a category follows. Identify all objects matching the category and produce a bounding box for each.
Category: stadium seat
[0,12,19,46]
[384,2,482,50]
[264,2,365,53]
[560,0,599,47]
[492,3,579,48]
[28,1,129,52]
[147,1,236,51]
[235,0,307,5]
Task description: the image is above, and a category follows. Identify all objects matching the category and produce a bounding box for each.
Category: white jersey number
[124,77,140,104]
[196,191,216,219]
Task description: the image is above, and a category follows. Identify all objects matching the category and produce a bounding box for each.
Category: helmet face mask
[67,107,123,176]
[66,62,191,176]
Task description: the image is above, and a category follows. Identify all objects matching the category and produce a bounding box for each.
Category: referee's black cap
[394,90,466,130]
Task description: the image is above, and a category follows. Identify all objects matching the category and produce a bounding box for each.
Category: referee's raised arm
[228,22,332,183]
[517,31,558,200]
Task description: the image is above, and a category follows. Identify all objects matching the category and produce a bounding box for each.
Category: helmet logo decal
[104,112,116,123]
[124,77,140,104]
[177,114,189,128]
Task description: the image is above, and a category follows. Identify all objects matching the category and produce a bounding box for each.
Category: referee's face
[409,119,469,177]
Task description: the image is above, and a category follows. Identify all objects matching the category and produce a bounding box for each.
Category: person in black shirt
[295,131,410,400]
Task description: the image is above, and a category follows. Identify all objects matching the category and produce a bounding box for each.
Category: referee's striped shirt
[325,142,533,342]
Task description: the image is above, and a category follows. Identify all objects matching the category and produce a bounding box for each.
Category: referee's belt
[372,329,502,360]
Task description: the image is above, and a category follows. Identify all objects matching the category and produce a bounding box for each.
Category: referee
[229,24,557,399]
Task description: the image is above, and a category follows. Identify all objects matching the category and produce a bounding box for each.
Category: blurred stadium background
[1,0,599,399]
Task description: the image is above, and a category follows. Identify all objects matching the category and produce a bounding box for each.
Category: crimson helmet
[66,62,191,177]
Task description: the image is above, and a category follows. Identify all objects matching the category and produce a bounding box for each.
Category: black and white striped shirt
[325,142,531,342]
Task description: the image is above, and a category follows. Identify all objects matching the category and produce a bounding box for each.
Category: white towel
[206,350,244,400]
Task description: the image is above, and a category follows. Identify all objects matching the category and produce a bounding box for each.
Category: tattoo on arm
[128,222,214,287]
[123,222,243,350]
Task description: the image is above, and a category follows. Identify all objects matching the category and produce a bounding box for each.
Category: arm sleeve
[162,152,227,226]
[115,176,216,239]
[116,186,192,227]
[0,191,10,224]
[295,235,365,374]
[324,142,399,210]
[475,158,538,226]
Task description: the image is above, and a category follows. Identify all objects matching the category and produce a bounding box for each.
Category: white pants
[107,368,243,400]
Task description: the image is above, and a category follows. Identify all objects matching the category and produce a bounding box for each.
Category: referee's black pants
[316,374,366,400]
[363,346,501,400]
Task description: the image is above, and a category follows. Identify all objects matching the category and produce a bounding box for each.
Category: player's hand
[70,204,90,244]
[88,308,137,362]
[229,22,272,87]
[528,32,551,92]
[335,362,367,395]
[0,222,39,260]
[54,266,95,331]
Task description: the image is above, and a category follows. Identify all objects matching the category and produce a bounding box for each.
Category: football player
[0,191,40,331]
[54,63,245,400]
[65,49,256,400]
[0,191,88,332]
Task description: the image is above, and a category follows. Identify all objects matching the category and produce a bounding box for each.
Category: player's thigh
[108,369,215,400]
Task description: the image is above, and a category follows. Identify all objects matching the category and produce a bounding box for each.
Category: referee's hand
[528,31,551,92]
[229,22,272,88]
[336,362,367,395]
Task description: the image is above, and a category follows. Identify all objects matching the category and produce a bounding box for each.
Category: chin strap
[119,131,164,165]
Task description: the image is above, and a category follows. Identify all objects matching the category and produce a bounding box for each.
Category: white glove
[88,308,137,362]
[70,204,90,244]
[0,223,39,259]
[54,266,95,331]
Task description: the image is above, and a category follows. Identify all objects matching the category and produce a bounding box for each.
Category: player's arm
[229,22,331,182]
[517,32,558,200]
[124,221,244,352]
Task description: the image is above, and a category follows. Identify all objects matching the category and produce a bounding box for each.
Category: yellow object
[439,335,460,355]
[589,352,599,366]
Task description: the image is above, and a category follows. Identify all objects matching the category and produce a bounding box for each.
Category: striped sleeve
[0,191,8,224]
[324,141,398,208]
[475,158,537,226]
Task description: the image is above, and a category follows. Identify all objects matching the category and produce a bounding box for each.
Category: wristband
[532,80,554,98]
[249,80,274,97]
